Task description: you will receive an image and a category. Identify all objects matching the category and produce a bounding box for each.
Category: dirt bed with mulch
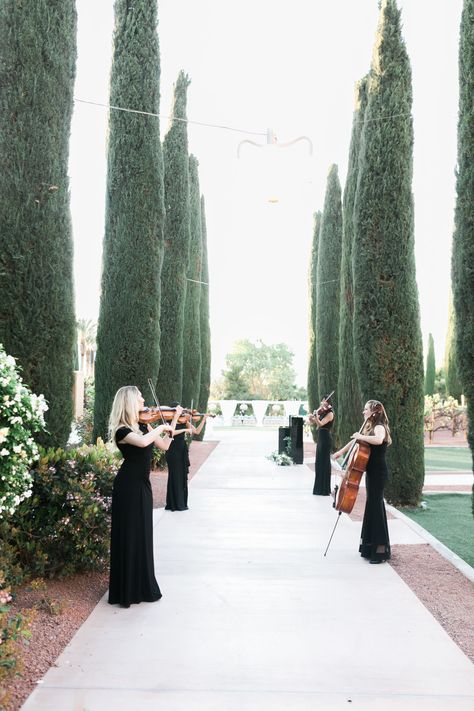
[3,439,473,709]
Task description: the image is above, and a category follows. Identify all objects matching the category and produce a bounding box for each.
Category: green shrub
[2,443,118,580]
[0,572,32,688]
[75,376,95,445]
[151,446,167,470]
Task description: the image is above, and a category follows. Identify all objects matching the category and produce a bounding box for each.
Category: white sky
[70,0,463,386]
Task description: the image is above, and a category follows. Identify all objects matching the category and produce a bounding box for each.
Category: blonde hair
[108,386,141,445]
[362,399,392,444]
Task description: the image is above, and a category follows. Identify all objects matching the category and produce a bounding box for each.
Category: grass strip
[424,446,472,471]
[400,493,474,567]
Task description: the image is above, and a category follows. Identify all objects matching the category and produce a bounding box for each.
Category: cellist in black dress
[332,400,391,564]
[308,396,334,496]
[107,386,174,607]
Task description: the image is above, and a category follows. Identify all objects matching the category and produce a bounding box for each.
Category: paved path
[23,430,474,710]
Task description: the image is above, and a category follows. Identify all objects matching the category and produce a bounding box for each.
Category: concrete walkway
[23,429,474,710]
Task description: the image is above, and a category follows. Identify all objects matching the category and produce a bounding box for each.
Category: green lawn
[424,446,472,471]
[400,494,474,567]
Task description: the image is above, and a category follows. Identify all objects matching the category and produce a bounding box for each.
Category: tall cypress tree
[316,166,343,406]
[337,77,368,445]
[444,294,463,401]
[181,155,202,408]
[194,196,211,441]
[0,1,76,447]
[353,0,424,505]
[93,0,165,440]
[156,71,191,405]
[452,0,474,486]
[307,211,322,438]
[424,334,436,396]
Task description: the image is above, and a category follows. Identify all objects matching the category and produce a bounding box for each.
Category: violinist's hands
[351,432,361,441]
[175,405,184,417]
[156,424,173,436]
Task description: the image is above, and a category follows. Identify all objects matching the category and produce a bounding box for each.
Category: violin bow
[147,378,173,439]
[189,399,194,442]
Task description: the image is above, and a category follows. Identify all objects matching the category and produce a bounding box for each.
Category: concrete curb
[387,503,474,583]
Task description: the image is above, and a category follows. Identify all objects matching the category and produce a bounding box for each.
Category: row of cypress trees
[0,0,211,447]
[337,77,368,445]
[444,296,462,401]
[424,335,436,396]
[155,71,191,409]
[308,0,425,505]
[307,212,322,417]
[0,1,77,447]
[94,0,165,440]
[315,165,343,406]
[452,0,474,499]
[93,5,211,441]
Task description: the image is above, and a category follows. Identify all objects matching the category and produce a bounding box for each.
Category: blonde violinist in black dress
[332,400,391,564]
[308,397,334,495]
[108,386,177,607]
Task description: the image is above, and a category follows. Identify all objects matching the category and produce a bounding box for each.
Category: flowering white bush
[0,344,48,518]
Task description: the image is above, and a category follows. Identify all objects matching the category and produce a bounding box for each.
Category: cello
[323,418,371,556]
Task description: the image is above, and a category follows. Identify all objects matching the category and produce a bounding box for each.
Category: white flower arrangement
[0,344,47,518]
[266,451,293,466]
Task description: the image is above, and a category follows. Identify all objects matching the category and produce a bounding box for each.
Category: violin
[315,390,335,417]
[138,406,214,425]
[142,379,214,427]
[139,406,177,425]
[175,409,216,423]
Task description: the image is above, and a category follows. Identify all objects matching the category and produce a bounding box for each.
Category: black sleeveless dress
[313,415,333,495]
[359,441,391,562]
[108,424,162,607]
[165,422,190,511]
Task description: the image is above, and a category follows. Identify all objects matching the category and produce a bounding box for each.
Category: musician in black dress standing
[308,397,334,496]
[332,400,391,564]
[165,402,208,511]
[108,386,175,607]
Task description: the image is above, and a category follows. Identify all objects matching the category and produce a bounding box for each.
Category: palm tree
[76,319,97,377]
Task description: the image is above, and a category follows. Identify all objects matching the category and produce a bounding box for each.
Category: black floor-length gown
[165,422,190,511]
[313,419,332,495]
[359,441,391,562]
[108,424,162,607]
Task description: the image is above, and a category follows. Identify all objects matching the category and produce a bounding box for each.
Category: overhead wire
[74,98,267,137]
